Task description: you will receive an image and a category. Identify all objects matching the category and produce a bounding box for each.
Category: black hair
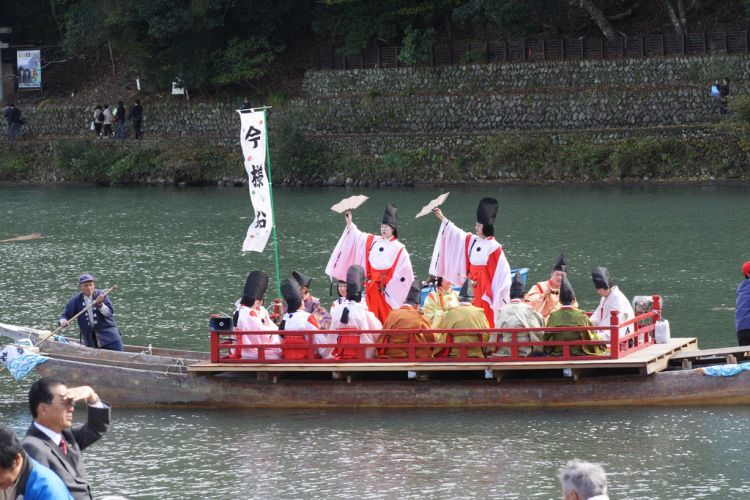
[481,224,494,237]
[28,377,66,419]
[0,425,23,469]
[346,292,362,302]
[389,226,398,239]
[135,100,140,105]
[286,299,302,312]
[436,276,443,287]
[240,295,257,307]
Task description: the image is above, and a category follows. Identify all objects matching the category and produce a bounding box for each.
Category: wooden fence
[311,30,750,70]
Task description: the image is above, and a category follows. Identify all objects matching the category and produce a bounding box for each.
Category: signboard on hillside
[17,50,41,89]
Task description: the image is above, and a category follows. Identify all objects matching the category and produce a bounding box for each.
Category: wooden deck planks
[187,337,698,375]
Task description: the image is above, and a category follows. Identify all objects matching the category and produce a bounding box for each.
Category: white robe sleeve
[490,248,512,312]
[428,219,468,285]
[383,247,415,309]
[325,223,369,281]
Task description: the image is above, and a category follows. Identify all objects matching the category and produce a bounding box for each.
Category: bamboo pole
[35,285,117,347]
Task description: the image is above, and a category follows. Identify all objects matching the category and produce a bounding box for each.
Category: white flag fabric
[238,110,273,252]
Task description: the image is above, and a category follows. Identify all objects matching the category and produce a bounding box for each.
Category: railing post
[610,310,620,358]
[652,295,662,321]
[210,331,219,363]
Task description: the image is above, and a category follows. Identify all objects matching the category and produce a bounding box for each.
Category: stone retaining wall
[303,54,750,96]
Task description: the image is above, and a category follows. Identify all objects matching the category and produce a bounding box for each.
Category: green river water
[1,184,749,498]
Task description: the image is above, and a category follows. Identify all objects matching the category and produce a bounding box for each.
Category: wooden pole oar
[0,233,42,244]
[34,285,118,348]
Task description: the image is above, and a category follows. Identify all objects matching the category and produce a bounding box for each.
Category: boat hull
[35,357,750,409]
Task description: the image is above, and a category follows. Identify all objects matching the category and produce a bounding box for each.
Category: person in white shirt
[590,267,635,342]
[234,271,281,360]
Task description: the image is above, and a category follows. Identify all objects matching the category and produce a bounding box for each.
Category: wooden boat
[3,321,750,409]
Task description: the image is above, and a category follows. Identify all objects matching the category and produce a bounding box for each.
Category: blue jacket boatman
[59,274,124,351]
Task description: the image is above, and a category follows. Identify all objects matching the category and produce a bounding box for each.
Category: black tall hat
[291,270,312,289]
[382,203,398,228]
[243,271,269,301]
[476,197,499,226]
[346,265,366,295]
[552,252,567,272]
[404,280,422,306]
[458,277,474,302]
[559,274,576,305]
[280,278,303,304]
[510,271,526,300]
[591,266,612,290]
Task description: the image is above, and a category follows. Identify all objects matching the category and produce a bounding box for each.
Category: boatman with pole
[59,274,123,351]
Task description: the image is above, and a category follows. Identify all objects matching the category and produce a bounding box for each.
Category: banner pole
[262,108,282,301]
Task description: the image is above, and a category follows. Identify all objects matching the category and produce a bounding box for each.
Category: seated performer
[329,265,382,359]
[437,278,490,358]
[291,270,332,330]
[543,274,607,356]
[326,204,414,323]
[377,281,433,359]
[330,279,348,312]
[279,278,334,360]
[590,266,635,342]
[524,253,578,320]
[423,277,459,328]
[234,271,281,360]
[430,198,511,327]
[491,271,545,357]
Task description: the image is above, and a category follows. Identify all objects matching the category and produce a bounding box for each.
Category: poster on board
[16,50,41,89]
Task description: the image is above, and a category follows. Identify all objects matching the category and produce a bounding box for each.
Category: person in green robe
[544,274,608,356]
[436,278,490,358]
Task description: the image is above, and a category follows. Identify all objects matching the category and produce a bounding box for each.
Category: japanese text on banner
[238,110,273,252]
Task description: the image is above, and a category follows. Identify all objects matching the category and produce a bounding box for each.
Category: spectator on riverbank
[101,105,114,138]
[3,103,22,142]
[240,98,251,110]
[559,459,609,500]
[0,424,73,499]
[737,261,750,346]
[114,101,126,138]
[719,77,730,115]
[92,106,103,138]
[22,378,111,500]
[130,100,143,140]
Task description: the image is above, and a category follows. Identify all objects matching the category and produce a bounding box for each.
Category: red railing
[210,296,661,364]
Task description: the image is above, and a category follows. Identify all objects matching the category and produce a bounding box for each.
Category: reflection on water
[2,379,750,499]
[1,184,749,497]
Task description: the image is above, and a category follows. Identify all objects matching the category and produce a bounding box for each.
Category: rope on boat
[164,358,186,375]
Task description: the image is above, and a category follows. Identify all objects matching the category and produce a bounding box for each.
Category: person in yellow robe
[543,274,608,356]
[422,277,459,328]
[436,278,490,358]
[524,252,578,320]
[377,281,434,358]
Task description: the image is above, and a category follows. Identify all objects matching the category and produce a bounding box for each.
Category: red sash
[364,235,404,323]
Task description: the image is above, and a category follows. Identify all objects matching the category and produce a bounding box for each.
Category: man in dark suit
[21,378,110,500]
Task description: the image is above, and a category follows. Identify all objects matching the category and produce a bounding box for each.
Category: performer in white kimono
[279,278,334,359]
[329,265,382,359]
[590,266,636,342]
[326,203,414,323]
[234,270,281,360]
[430,197,511,327]
[491,271,545,357]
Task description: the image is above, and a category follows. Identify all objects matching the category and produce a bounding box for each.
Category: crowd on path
[91,101,143,140]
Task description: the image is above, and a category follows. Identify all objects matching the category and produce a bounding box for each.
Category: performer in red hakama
[429,198,511,327]
[325,204,414,323]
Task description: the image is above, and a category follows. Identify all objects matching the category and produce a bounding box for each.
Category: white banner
[238,109,273,252]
